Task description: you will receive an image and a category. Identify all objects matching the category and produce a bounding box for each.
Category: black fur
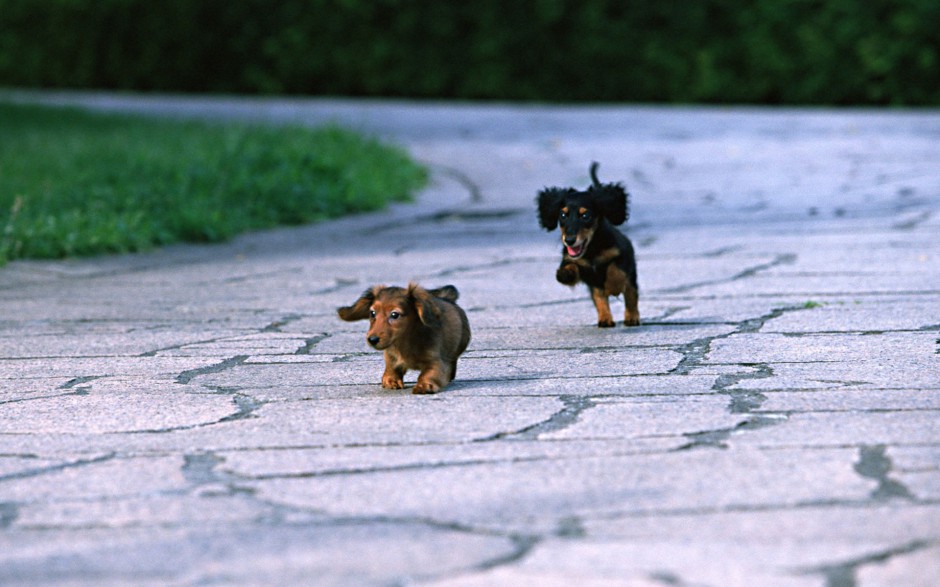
[536,162,640,327]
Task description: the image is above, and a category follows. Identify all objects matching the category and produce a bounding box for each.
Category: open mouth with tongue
[565,239,586,258]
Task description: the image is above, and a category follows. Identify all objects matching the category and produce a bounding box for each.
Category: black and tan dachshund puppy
[537,162,639,327]
[337,283,471,394]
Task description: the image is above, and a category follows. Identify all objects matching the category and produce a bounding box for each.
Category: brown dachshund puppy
[337,283,471,394]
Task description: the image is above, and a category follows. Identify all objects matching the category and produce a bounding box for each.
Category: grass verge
[0,102,427,263]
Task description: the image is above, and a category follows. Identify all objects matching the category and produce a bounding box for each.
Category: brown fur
[337,283,471,394]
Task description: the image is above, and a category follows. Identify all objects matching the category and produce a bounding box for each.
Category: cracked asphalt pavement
[1,91,939,586]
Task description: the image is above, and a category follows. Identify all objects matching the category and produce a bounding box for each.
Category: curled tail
[587,162,630,226]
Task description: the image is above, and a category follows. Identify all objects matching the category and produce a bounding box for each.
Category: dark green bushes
[1,0,937,104]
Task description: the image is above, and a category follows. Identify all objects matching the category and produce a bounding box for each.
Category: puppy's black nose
[564,235,578,246]
[367,335,380,347]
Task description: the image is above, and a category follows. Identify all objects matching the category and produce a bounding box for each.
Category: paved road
[1,91,939,586]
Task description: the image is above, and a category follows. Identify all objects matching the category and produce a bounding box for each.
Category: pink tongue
[566,245,581,256]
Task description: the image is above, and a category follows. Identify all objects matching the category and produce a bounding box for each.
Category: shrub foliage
[1,0,938,104]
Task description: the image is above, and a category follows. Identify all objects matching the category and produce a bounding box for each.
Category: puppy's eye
[559,211,569,219]
[580,211,592,221]
[369,309,376,319]
[389,311,401,321]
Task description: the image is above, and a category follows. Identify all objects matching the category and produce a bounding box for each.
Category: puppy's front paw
[556,263,579,285]
[623,315,640,327]
[382,375,404,389]
[597,319,616,328]
[412,380,441,394]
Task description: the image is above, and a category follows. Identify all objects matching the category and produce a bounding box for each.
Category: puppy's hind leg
[606,263,640,327]
[413,361,450,394]
[623,282,640,327]
[591,287,615,328]
[413,374,444,394]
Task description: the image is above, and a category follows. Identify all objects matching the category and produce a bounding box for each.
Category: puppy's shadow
[430,372,555,394]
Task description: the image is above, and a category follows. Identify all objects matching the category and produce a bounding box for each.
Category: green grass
[0,102,427,263]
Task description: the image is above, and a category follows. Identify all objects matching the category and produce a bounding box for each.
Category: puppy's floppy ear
[337,286,380,321]
[536,187,571,231]
[408,282,442,328]
[426,284,459,303]
[590,182,629,226]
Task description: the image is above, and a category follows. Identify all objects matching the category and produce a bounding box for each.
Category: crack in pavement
[797,539,934,587]
[244,448,634,481]
[892,209,932,230]
[471,533,542,574]
[658,253,797,294]
[218,393,263,424]
[294,332,329,355]
[668,305,802,377]
[670,337,712,376]
[262,314,303,333]
[128,390,264,434]
[313,277,360,295]
[319,513,542,583]
[429,164,484,203]
[646,306,693,322]
[181,451,225,485]
[427,208,525,223]
[853,445,916,501]
[0,386,90,405]
[175,355,249,384]
[220,268,301,285]
[58,375,102,389]
[474,395,597,442]
[372,206,527,236]
[713,363,774,414]
[423,256,542,280]
[648,570,715,587]
[736,305,802,334]
[601,496,940,522]
[781,323,940,337]
[0,453,116,483]
[554,515,586,539]
[0,502,19,528]
[675,415,785,451]
[247,458,501,481]
[181,451,256,498]
[138,336,229,357]
[180,450,264,500]
[240,439,690,482]
[668,304,817,450]
[702,245,745,258]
